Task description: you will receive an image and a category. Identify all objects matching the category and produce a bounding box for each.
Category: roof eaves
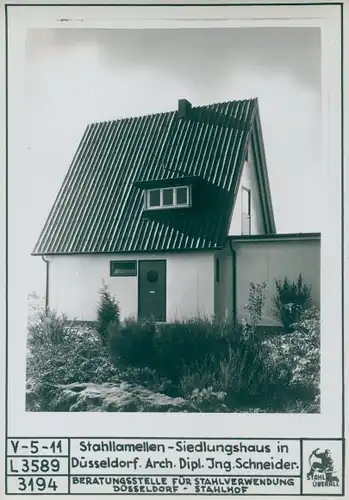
[31,245,224,257]
[228,232,321,243]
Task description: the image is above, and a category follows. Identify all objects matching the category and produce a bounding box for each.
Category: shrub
[188,387,229,413]
[120,366,175,395]
[273,274,312,332]
[96,285,120,345]
[106,307,296,411]
[153,318,242,382]
[262,306,320,410]
[27,283,320,413]
[179,341,292,411]
[108,316,242,382]
[179,355,222,395]
[108,317,157,368]
[27,309,69,352]
[26,310,119,411]
[242,281,267,339]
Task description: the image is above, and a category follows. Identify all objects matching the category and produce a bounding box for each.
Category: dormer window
[148,189,161,208]
[145,186,190,210]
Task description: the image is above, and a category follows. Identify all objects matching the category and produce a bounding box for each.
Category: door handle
[149,290,155,294]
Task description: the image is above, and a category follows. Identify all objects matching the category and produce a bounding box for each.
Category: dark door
[138,260,166,322]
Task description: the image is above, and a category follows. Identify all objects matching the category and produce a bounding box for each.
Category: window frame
[175,186,190,206]
[241,186,252,235]
[162,187,175,207]
[147,188,161,208]
[110,260,138,277]
[145,185,191,210]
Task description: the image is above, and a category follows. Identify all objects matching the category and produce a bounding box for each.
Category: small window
[176,186,188,205]
[110,261,137,277]
[148,189,161,208]
[162,188,174,206]
[145,185,190,210]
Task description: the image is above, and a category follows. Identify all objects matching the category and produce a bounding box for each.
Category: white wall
[47,252,215,322]
[231,238,321,326]
[46,239,320,326]
[229,142,264,236]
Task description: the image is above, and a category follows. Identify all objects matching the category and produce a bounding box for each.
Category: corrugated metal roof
[33,98,264,255]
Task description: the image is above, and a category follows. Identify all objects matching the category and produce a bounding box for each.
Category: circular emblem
[146,270,159,283]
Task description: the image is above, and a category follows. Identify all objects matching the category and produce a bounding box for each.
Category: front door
[138,260,166,322]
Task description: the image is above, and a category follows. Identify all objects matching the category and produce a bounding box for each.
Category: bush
[27,283,320,413]
[96,285,120,345]
[108,316,242,383]
[26,310,119,411]
[262,306,320,409]
[108,317,157,367]
[188,387,229,413]
[179,341,292,411]
[107,307,294,410]
[27,309,69,352]
[242,281,267,339]
[153,318,239,382]
[273,274,312,332]
[120,366,175,395]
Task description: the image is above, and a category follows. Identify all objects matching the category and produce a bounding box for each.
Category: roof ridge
[88,97,258,127]
[196,97,257,108]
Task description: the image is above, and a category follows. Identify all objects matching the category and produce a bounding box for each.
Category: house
[32,98,320,325]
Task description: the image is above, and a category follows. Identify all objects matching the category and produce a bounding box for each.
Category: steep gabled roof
[33,98,276,255]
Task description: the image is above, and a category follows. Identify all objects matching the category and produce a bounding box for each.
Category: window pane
[162,188,174,206]
[149,190,160,207]
[111,261,137,276]
[176,187,188,205]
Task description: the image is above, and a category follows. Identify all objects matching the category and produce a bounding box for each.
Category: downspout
[41,256,50,314]
[228,239,237,325]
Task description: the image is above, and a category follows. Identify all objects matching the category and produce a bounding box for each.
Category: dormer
[134,176,205,215]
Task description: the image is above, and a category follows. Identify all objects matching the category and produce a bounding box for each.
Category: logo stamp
[302,440,343,495]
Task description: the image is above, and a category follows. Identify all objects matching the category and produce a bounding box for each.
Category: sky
[22,27,321,295]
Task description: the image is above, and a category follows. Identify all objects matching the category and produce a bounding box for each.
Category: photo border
[3,2,345,496]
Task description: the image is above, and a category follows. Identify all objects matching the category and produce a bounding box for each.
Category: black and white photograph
[21,25,324,414]
[3,2,347,497]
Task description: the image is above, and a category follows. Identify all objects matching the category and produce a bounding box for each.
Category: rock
[52,381,196,412]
